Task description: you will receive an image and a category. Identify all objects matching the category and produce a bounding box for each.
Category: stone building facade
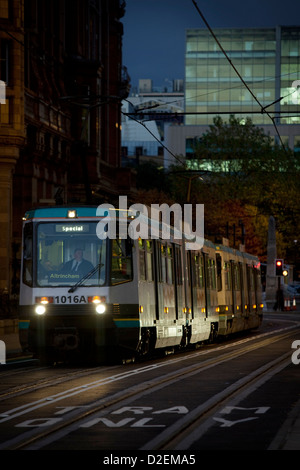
[0,0,133,302]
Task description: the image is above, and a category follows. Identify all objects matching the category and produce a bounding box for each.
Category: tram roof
[23,206,100,219]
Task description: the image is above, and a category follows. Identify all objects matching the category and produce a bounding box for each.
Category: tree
[193,115,295,188]
[135,161,167,191]
[186,115,300,262]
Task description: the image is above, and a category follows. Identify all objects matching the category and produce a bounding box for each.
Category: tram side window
[198,255,204,288]
[216,254,222,291]
[207,258,216,290]
[192,253,204,288]
[111,239,133,285]
[247,266,254,291]
[138,239,146,280]
[158,243,174,284]
[233,263,240,290]
[186,252,191,286]
[23,223,33,286]
[160,243,167,283]
[166,245,174,285]
[138,239,154,281]
[254,265,260,290]
[237,265,241,290]
[174,245,183,285]
[224,262,231,290]
[191,253,197,287]
[146,240,154,281]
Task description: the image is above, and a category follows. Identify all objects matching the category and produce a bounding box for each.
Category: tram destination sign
[55,224,90,233]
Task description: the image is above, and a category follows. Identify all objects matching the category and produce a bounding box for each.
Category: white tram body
[19,206,263,363]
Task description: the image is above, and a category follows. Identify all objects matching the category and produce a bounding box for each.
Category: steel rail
[1,326,297,450]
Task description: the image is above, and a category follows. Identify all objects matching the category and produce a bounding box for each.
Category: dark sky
[122,0,300,88]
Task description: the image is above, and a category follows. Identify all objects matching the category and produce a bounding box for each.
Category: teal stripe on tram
[19,320,30,330]
[113,319,140,328]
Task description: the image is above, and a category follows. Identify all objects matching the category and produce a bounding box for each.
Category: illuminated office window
[184,27,300,126]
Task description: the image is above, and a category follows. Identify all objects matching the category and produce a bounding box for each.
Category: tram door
[153,241,177,321]
[153,241,162,320]
[230,260,236,314]
[239,262,245,313]
[185,250,193,318]
[230,260,244,313]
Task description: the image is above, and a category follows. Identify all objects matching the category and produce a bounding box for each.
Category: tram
[19,206,263,364]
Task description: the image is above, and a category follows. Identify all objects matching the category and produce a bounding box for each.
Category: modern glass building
[164,26,300,168]
[185,26,300,127]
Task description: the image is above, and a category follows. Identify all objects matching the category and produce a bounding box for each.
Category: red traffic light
[275,259,284,275]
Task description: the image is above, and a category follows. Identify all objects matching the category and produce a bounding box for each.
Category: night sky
[123,0,300,88]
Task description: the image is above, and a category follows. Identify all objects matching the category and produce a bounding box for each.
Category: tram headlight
[96,303,106,314]
[34,296,53,315]
[35,305,46,315]
[88,295,106,314]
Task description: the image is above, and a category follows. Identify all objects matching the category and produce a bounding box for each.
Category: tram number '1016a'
[55,295,87,304]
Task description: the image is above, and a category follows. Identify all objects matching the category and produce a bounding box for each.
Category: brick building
[0,0,133,301]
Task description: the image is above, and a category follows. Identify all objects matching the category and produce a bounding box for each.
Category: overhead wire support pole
[191,0,287,150]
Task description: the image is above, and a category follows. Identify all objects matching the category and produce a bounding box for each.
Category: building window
[0,0,9,18]
[0,40,10,85]
[185,27,281,126]
[121,146,128,155]
[244,41,253,51]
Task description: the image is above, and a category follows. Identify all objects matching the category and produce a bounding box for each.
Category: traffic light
[275,259,283,276]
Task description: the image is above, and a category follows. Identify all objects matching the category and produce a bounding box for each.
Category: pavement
[0,314,299,450]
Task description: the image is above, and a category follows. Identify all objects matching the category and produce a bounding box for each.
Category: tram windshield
[36,222,106,287]
[22,221,133,287]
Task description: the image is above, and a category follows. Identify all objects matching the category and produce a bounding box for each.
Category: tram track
[0,365,115,402]
[0,323,298,450]
[0,320,297,403]
[147,351,292,450]
[0,324,295,405]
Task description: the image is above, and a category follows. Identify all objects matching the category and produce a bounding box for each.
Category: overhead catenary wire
[124,110,299,117]
[0,23,185,168]
[131,73,300,114]
[3,17,297,153]
[191,0,286,149]
[122,104,185,167]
